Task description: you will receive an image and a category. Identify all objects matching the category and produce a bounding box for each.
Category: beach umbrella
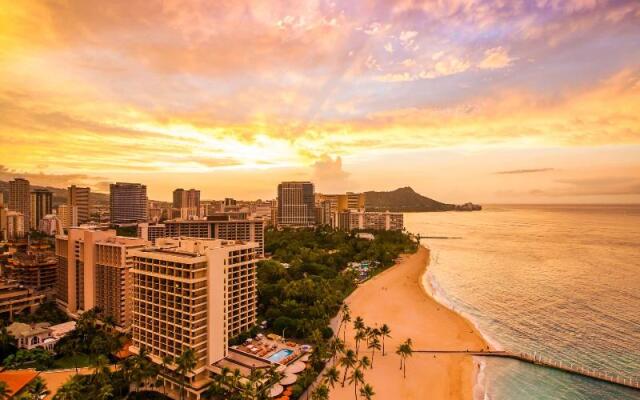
[269,384,284,398]
[299,354,310,362]
[279,374,298,386]
[284,361,305,374]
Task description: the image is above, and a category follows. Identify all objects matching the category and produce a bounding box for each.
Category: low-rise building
[338,210,404,231]
[0,279,46,320]
[7,321,76,351]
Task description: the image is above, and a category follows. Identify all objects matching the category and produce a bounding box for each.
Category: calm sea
[404,205,640,400]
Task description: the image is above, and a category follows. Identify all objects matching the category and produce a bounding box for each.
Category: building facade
[137,223,167,245]
[0,279,45,320]
[30,189,53,230]
[130,238,260,399]
[57,204,78,229]
[1,210,25,241]
[337,210,404,231]
[55,227,148,329]
[9,178,30,228]
[110,182,148,224]
[163,218,265,255]
[277,181,315,227]
[68,186,91,224]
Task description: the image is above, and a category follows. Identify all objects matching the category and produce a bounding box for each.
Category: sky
[0,0,639,203]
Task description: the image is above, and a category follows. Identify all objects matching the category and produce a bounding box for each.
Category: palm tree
[160,355,174,395]
[0,381,12,400]
[311,384,330,400]
[92,354,111,384]
[27,377,50,400]
[176,349,197,400]
[348,368,365,400]
[353,317,365,334]
[358,356,371,371]
[354,330,367,357]
[328,337,345,363]
[368,337,381,367]
[396,339,413,379]
[379,324,391,356]
[323,366,340,389]
[339,349,357,387]
[359,384,375,400]
[340,305,352,342]
[97,384,114,400]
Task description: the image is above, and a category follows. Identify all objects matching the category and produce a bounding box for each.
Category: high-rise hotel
[30,189,52,230]
[55,227,149,329]
[110,182,148,224]
[8,178,30,228]
[277,181,316,227]
[130,238,260,399]
[68,185,91,224]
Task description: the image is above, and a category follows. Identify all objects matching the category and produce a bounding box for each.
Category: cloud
[478,47,515,70]
[0,165,106,189]
[311,156,352,192]
[495,168,555,174]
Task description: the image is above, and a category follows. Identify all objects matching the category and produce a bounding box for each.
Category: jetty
[414,350,640,390]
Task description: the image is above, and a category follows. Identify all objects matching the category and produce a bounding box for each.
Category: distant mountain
[0,180,110,207]
[365,186,481,212]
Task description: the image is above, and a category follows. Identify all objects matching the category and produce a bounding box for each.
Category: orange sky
[1,1,639,203]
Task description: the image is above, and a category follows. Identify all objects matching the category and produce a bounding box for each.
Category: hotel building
[0,280,46,320]
[137,223,167,245]
[1,210,25,242]
[110,182,148,224]
[57,204,78,229]
[130,238,260,399]
[173,188,201,219]
[68,185,91,224]
[8,178,30,228]
[162,217,265,255]
[338,210,404,231]
[277,181,315,227]
[4,246,57,293]
[30,189,53,230]
[55,227,149,329]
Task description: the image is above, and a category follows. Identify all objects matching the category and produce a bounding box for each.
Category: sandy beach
[328,245,487,400]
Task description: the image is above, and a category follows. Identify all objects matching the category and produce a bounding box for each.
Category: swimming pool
[268,348,293,363]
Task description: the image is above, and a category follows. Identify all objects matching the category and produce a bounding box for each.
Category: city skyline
[1,1,639,204]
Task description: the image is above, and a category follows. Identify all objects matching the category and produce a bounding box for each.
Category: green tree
[176,349,197,400]
[52,377,82,400]
[322,366,340,389]
[379,324,391,356]
[347,368,364,400]
[26,377,50,400]
[359,383,375,400]
[310,384,329,400]
[368,337,381,367]
[396,339,413,379]
[0,381,13,400]
[339,350,357,387]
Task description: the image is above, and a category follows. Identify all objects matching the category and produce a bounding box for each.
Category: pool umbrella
[269,384,284,398]
[284,361,305,374]
[279,374,298,386]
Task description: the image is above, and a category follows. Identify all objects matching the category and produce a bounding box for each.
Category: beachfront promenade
[414,350,640,391]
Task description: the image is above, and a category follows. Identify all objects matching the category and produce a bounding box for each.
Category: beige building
[55,227,148,329]
[110,182,148,224]
[130,238,260,400]
[1,210,25,241]
[338,210,404,231]
[163,218,265,255]
[9,178,30,228]
[173,188,201,219]
[0,279,45,320]
[57,204,78,229]
[68,185,91,224]
[137,223,167,245]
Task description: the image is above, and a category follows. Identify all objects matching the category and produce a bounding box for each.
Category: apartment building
[9,178,30,227]
[163,217,265,255]
[0,279,46,320]
[277,181,315,227]
[110,182,148,224]
[1,210,25,241]
[338,210,404,231]
[137,223,167,245]
[4,249,57,293]
[57,204,78,229]
[130,238,260,399]
[68,186,91,224]
[30,189,53,230]
[55,227,148,329]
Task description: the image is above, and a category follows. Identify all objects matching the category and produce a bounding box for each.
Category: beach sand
[327,245,487,400]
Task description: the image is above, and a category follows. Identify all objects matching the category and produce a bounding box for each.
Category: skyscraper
[57,204,78,229]
[110,182,148,224]
[172,188,201,218]
[68,185,91,224]
[9,178,30,228]
[277,181,315,227]
[130,238,260,399]
[30,189,53,230]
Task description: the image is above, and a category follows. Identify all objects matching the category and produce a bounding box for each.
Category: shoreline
[327,245,488,400]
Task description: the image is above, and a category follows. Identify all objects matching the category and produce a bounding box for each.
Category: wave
[421,247,502,400]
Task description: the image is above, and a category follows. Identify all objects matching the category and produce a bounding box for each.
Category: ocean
[404,205,640,400]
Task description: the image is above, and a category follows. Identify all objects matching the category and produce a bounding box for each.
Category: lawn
[51,353,96,370]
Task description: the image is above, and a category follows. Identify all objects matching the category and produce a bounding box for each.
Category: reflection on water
[405,205,640,400]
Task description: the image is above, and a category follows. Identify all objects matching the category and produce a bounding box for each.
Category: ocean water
[404,205,640,400]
